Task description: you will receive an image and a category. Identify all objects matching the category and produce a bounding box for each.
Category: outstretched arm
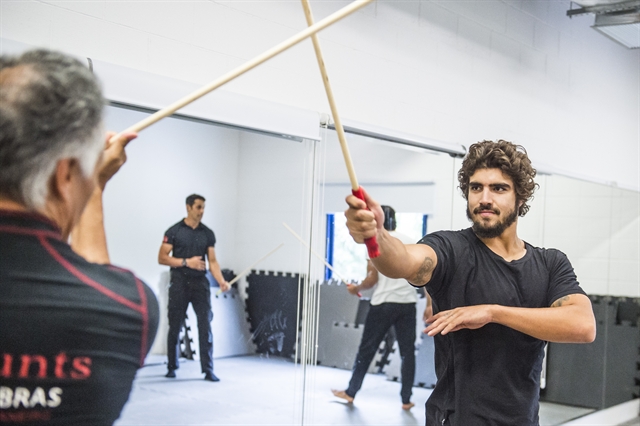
[425,293,596,343]
[345,189,437,286]
[71,131,137,264]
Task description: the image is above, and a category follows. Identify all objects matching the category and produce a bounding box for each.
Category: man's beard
[466,202,518,239]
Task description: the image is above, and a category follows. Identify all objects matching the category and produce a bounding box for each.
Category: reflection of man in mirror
[345,140,596,426]
[0,49,159,424]
[332,205,422,409]
[158,194,229,382]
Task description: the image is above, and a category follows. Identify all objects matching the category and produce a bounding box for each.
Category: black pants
[166,273,214,374]
[346,302,416,404]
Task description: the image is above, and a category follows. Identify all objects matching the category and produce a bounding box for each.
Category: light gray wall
[2,0,638,190]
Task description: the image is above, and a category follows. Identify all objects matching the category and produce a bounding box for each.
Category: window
[325,212,427,282]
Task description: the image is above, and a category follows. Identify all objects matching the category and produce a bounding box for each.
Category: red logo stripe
[0,225,62,240]
[134,277,150,367]
[39,236,144,314]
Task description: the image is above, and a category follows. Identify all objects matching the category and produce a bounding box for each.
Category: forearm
[158,254,184,268]
[354,261,378,291]
[209,260,226,284]
[359,276,377,290]
[369,230,415,280]
[491,304,596,343]
[70,188,110,264]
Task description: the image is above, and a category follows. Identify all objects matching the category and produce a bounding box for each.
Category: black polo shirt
[0,210,159,426]
[163,220,216,278]
[418,228,586,426]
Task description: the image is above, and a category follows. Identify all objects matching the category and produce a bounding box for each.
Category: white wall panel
[2,1,637,190]
[232,133,317,281]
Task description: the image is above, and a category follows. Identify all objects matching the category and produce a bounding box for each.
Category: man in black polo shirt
[158,194,229,382]
[0,49,159,425]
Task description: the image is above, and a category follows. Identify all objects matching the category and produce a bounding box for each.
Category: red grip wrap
[352,187,380,258]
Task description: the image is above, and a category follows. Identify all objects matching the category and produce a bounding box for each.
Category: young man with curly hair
[344,140,595,426]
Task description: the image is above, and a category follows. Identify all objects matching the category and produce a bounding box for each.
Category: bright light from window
[332,214,368,282]
[396,212,426,242]
[328,212,427,283]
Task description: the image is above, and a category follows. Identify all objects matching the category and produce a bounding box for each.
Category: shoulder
[199,222,215,236]
[165,220,185,234]
[390,231,416,245]
[199,222,212,232]
[89,262,143,291]
[60,245,159,311]
[528,244,571,267]
[419,228,472,247]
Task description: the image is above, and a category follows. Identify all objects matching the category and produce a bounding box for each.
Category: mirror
[301,128,456,425]
[103,104,323,424]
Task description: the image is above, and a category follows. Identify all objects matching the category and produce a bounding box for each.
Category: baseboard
[561,399,639,425]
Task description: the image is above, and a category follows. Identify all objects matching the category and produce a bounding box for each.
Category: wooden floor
[115,354,598,426]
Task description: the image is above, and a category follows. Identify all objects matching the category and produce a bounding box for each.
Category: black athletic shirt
[0,210,159,425]
[418,228,586,426]
[163,220,216,278]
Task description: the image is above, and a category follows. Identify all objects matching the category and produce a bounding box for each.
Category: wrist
[181,258,187,267]
[488,304,500,324]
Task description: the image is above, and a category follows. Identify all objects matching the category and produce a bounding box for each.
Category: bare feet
[331,389,354,403]
[402,402,415,410]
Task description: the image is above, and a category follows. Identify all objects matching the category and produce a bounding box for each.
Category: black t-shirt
[163,220,216,278]
[418,228,586,426]
[0,210,159,426]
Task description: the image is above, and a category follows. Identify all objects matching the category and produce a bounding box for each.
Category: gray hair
[0,49,105,209]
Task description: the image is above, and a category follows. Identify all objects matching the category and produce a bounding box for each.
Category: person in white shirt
[332,205,422,410]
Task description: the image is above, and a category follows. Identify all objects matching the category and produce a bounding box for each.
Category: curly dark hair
[458,140,538,217]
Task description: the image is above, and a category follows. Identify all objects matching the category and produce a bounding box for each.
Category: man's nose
[479,188,492,204]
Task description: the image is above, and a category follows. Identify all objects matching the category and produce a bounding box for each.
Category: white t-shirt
[370,231,418,306]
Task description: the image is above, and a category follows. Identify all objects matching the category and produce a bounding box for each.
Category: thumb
[359,187,384,230]
[359,187,379,209]
[108,131,138,147]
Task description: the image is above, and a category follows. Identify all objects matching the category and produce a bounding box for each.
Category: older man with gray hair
[0,49,159,425]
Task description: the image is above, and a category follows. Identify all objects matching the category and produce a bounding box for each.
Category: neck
[0,197,69,238]
[476,224,525,261]
[184,217,199,228]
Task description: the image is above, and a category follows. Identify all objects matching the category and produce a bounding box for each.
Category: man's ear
[50,158,81,204]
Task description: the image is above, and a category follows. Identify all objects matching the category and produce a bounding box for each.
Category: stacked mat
[316,280,364,369]
[541,295,640,409]
[245,270,302,358]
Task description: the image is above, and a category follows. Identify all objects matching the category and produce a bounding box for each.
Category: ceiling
[567,0,640,48]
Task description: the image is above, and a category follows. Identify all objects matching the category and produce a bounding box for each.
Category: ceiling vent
[568,0,640,49]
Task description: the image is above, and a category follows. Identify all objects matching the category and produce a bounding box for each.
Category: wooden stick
[118,0,374,137]
[216,243,284,295]
[301,0,359,191]
[282,222,349,285]
[300,0,379,257]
